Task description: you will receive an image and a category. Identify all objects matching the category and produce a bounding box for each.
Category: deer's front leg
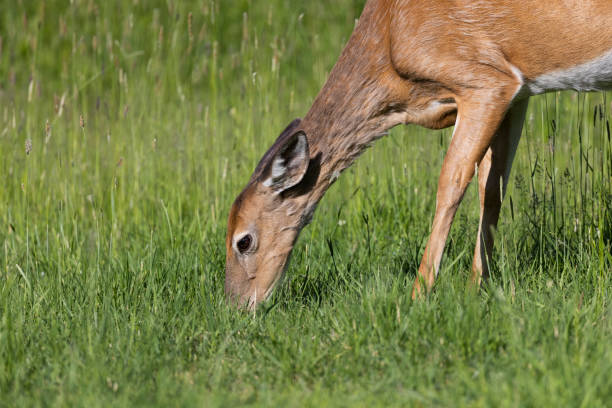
[411,88,519,298]
[472,98,528,283]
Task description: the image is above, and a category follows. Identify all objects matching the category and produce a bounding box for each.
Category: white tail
[225,0,612,308]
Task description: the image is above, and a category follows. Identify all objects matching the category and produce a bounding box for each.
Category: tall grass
[0,1,610,406]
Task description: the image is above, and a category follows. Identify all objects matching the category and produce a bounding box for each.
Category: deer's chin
[225,268,284,310]
[222,277,267,310]
[243,261,290,309]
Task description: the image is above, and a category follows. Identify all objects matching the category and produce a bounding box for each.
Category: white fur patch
[271,157,286,178]
[509,62,525,85]
[329,170,340,184]
[451,113,461,139]
[262,156,287,188]
[527,48,612,94]
[508,62,526,100]
[262,134,308,190]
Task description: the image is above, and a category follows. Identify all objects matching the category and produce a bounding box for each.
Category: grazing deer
[225,0,612,308]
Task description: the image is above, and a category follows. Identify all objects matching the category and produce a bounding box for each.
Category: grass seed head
[45,120,52,143]
[188,12,194,53]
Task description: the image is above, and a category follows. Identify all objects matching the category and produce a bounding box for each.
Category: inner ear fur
[260,130,310,193]
[249,118,311,193]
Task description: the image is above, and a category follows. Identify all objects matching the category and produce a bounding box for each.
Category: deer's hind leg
[472,98,529,283]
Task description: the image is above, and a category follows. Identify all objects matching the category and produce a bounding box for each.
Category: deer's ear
[261,131,310,193]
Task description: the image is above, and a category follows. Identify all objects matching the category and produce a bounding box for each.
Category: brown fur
[226,0,612,308]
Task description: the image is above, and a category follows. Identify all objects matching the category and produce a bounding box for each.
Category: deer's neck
[301,83,396,203]
[299,2,401,212]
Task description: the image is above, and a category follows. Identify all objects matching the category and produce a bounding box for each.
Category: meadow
[0,0,610,406]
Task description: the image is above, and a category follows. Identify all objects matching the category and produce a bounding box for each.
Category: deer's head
[225,119,316,309]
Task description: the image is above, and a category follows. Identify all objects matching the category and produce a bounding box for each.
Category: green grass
[1,1,611,406]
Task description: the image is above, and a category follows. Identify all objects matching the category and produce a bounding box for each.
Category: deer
[225,0,612,309]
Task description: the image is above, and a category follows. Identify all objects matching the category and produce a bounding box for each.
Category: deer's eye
[236,234,252,254]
